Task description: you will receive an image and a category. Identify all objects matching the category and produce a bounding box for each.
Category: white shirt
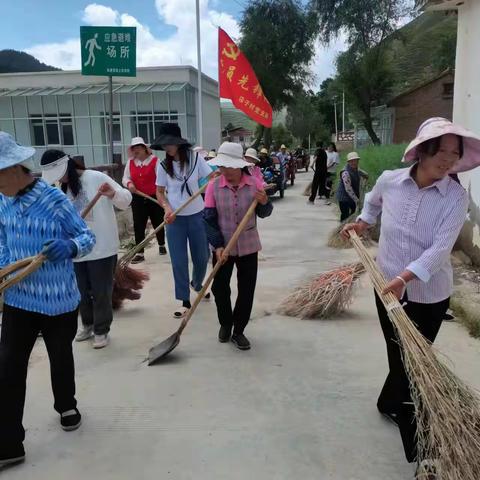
[122,154,156,188]
[359,167,468,303]
[155,152,212,216]
[326,151,340,173]
[68,170,132,262]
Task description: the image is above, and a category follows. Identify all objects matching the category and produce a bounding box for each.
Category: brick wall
[391,73,454,144]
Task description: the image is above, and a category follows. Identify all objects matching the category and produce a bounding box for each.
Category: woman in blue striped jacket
[0,133,95,468]
[342,118,480,479]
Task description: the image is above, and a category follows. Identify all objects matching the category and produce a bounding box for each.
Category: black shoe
[231,333,251,350]
[0,444,25,468]
[379,410,399,427]
[159,245,167,255]
[131,254,145,264]
[60,408,82,431]
[218,325,231,343]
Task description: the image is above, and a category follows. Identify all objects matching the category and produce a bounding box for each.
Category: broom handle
[177,199,259,335]
[134,190,163,207]
[121,180,211,261]
[0,193,102,290]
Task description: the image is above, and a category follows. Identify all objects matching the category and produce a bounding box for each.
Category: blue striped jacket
[0,179,95,315]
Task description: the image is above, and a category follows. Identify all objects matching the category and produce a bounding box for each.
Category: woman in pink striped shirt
[342,118,480,479]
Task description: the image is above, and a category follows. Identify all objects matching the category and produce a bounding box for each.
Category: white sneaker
[93,334,109,349]
[75,326,93,342]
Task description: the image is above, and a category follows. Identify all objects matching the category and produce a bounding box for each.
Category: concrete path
[6,174,480,480]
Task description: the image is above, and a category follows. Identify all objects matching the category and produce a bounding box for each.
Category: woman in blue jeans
[153,123,212,318]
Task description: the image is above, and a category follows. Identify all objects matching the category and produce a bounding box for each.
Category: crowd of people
[0,117,479,479]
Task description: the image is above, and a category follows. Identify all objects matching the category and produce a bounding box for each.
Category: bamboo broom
[279,262,364,319]
[349,230,480,479]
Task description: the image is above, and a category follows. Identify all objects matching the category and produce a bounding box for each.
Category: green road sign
[80,26,136,77]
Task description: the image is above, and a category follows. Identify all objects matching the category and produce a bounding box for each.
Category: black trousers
[339,200,356,221]
[131,193,165,251]
[375,292,449,463]
[309,170,327,202]
[212,252,258,335]
[74,255,117,335]
[0,304,78,449]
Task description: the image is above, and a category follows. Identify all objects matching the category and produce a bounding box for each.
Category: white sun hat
[244,147,261,163]
[128,137,152,156]
[0,132,35,171]
[208,142,251,169]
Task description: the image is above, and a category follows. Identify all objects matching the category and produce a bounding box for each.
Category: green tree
[240,0,316,146]
[286,90,329,145]
[271,124,294,149]
[310,0,411,144]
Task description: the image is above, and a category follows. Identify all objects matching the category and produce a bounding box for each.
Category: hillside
[0,49,59,74]
[388,11,457,95]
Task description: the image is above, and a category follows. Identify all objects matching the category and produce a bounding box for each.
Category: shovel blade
[148,331,181,365]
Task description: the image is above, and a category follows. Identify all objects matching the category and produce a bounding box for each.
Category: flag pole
[195,0,204,147]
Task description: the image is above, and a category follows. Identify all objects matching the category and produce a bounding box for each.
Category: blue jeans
[166,212,209,302]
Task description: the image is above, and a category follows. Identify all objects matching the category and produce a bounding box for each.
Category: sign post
[80,26,137,165]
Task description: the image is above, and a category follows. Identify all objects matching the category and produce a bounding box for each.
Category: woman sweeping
[154,123,212,319]
[0,133,95,468]
[122,137,166,263]
[204,142,273,350]
[40,150,132,349]
[342,117,479,479]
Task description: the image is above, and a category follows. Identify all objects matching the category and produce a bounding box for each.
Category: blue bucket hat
[0,132,35,171]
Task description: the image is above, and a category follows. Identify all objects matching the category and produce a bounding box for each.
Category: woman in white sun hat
[244,147,265,184]
[342,117,480,478]
[122,137,167,263]
[204,142,273,351]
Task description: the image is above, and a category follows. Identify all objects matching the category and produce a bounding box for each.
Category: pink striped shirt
[359,166,468,303]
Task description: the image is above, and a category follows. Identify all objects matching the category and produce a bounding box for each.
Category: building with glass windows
[0,66,221,167]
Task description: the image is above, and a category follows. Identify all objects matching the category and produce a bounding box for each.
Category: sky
[0,0,347,89]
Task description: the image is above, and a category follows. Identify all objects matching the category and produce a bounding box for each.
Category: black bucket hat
[150,123,191,151]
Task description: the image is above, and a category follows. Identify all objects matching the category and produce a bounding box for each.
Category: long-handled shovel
[147,199,259,365]
[133,190,164,207]
[0,192,102,294]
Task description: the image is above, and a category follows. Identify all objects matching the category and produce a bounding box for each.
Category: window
[30,114,75,146]
[131,111,177,144]
[443,82,454,99]
[102,113,121,143]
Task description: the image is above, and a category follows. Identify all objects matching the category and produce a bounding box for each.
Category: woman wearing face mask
[122,137,167,264]
[342,118,480,479]
[153,124,212,319]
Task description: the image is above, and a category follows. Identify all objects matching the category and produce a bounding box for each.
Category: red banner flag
[218,28,273,128]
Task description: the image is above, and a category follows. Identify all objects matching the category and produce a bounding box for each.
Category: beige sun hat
[402,117,480,173]
[260,148,269,155]
[244,147,261,163]
[347,152,360,162]
[208,142,251,169]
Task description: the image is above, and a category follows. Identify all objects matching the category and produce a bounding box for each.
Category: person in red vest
[122,137,166,263]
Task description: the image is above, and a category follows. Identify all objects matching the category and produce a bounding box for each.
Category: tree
[240,0,316,146]
[271,124,294,149]
[286,90,329,145]
[310,0,411,143]
[336,47,394,144]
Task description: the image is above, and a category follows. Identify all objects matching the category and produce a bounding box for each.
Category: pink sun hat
[402,117,480,173]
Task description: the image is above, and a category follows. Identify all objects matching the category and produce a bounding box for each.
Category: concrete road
[6,173,480,480]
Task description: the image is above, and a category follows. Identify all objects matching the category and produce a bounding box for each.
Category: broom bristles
[349,231,480,479]
[112,265,149,309]
[327,214,374,249]
[279,262,364,319]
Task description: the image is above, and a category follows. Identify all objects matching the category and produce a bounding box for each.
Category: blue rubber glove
[43,240,78,262]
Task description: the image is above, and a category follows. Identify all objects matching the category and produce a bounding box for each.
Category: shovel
[148,199,259,365]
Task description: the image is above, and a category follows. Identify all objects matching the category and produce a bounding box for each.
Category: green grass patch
[450,297,480,339]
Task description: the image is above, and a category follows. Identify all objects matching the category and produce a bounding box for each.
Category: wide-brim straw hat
[260,148,269,155]
[128,137,152,157]
[0,132,35,171]
[402,117,480,173]
[244,147,260,163]
[206,150,217,159]
[150,123,191,151]
[208,142,251,169]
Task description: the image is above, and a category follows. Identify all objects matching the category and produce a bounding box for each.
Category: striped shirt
[0,179,95,315]
[359,166,468,304]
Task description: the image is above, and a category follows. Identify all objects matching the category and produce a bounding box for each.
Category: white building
[423,1,480,262]
[0,66,221,167]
